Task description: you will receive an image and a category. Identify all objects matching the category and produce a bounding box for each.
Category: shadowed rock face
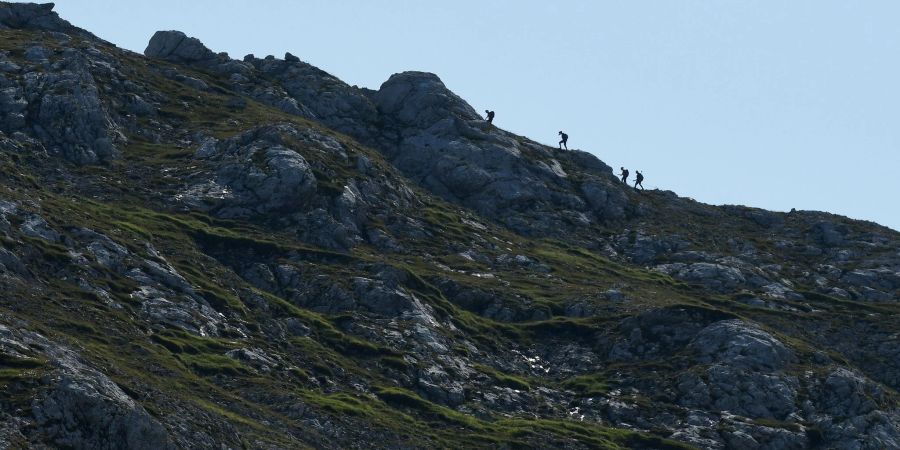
[190,125,319,218]
[0,3,121,165]
[0,2,69,31]
[1,51,122,164]
[144,30,219,64]
[1,2,900,449]
[373,71,481,129]
[25,52,123,164]
[142,32,631,237]
[370,71,626,235]
[1,322,174,450]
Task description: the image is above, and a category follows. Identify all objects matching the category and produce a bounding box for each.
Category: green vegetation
[178,353,248,376]
[562,373,610,397]
[0,173,731,446]
[0,353,47,386]
[376,387,483,427]
[8,20,898,449]
[474,364,533,391]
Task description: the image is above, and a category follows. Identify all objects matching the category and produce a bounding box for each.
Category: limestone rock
[20,51,123,164]
[0,2,73,32]
[690,319,794,370]
[0,322,173,450]
[374,71,480,129]
[654,262,747,293]
[144,30,218,64]
[189,125,317,217]
[34,374,173,450]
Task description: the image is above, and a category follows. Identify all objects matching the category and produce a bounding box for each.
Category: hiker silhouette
[620,167,629,184]
[485,110,495,124]
[634,171,644,190]
[558,131,568,150]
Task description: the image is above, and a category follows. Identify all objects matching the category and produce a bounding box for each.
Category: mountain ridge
[1,2,899,449]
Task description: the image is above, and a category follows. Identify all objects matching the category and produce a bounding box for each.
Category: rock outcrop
[143,32,630,238]
[144,30,219,64]
[0,2,899,448]
[0,2,73,32]
[1,320,173,449]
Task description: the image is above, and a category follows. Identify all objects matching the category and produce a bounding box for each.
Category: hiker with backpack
[485,110,495,124]
[620,167,629,184]
[634,171,644,190]
[558,131,568,150]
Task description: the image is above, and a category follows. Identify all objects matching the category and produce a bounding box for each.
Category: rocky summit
[0,3,898,449]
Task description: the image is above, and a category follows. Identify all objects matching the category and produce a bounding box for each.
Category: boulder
[812,369,900,449]
[0,2,72,32]
[678,365,799,419]
[33,374,173,450]
[374,71,480,129]
[191,126,318,217]
[690,319,794,371]
[144,30,218,63]
[0,322,173,450]
[676,320,800,420]
[654,262,746,293]
[22,52,123,164]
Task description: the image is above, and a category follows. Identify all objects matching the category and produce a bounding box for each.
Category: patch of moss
[561,373,609,397]
[151,328,234,354]
[474,364,532,391]
[0,354,47,386]
[178,353,248,376]
[376,387,483,428]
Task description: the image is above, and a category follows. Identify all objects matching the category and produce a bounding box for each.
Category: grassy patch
[561,373,610,397]
[376,387,482,428]
[474,364,532,391]
[151,328,234,354]
[303,391,376,417]
[178,353,248,376]
[0,354,47,386]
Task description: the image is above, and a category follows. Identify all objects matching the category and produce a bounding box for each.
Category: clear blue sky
[41,0,900,230]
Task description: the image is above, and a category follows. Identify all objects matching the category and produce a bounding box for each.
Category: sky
[37,0,900,231]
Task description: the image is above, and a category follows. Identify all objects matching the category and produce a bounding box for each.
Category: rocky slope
[1,3,898,449]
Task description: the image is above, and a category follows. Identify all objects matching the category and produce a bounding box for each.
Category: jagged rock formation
[0,2,71,32]
[0,3,898,449]
[145,30,628,238]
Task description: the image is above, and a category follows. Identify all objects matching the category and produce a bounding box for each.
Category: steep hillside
[1,3,898,449]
